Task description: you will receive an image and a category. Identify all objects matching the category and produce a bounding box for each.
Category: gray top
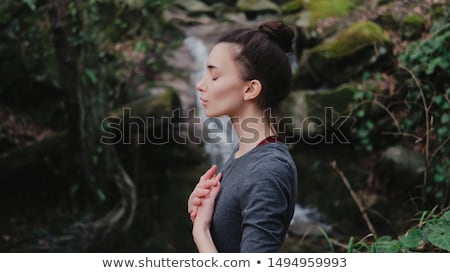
[211,141,298,252]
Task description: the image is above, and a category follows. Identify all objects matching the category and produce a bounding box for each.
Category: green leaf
[84,68,98,84]
[373,236,402,253]
[434,173,447,183]
[433,95,443,105]
[441,114,450,124]
[22,0,36,11]
[356,109,365,118]
[365,120,375,130]
[353,92,364,100]
[437,127,449,138]
[427,229,450,251]
[401,229,423,249]
[443,210,450,222]
[134,41,149,53]
[97,189,106,201]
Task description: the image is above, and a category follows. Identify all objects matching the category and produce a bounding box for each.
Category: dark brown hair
[217,20,295,135]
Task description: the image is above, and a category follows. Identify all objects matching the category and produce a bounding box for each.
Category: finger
[202,183,221,205]
[210,182,221,197]
[197,177,218,189]
[188,197,202,212]
[193,188,210,198]
[200,165,217,181]
[214,172,222,182]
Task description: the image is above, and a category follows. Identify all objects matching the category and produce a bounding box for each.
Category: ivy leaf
[443,210,450,222]
[441,114,450,124]
[84,68,98,84]
[373,236,402,253]
[427,229,450,251]
[424,221,450,251]
[401,229,423,249]
[22,0,36,11]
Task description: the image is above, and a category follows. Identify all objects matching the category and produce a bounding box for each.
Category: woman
[187,20,298,253]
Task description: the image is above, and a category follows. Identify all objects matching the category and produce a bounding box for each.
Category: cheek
[210,82,242,110]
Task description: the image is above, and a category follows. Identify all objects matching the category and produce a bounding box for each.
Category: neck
[230,104,276,158]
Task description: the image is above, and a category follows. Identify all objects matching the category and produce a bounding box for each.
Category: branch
[372,99,401,132]
[330,161,378,238]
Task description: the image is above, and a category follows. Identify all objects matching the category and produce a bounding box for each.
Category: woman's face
[196,43,248,117]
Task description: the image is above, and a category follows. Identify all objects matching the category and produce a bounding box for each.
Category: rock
[294,20,393,88]
[236,0,280,14]
[374,13,399,30]
[173,0,213,16]
[400,14,426,40]
[281,87,355,141]
[281,0,304,14]
[223,12,248,24]
[381,144,425,188]
[201,0,237,5]
[304,0,361,24]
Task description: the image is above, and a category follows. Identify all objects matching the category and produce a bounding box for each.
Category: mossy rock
[400,14,426,40]
[304,0,361,24]
[173,0,214,16]
[281,0,304,14]
[236,0,280,13]
[374,12,399,30]
[294,20,393,87]
[313,20,391,58]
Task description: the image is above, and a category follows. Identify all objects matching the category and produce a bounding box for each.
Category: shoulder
[241,142,297,190]
[249,142,297,176]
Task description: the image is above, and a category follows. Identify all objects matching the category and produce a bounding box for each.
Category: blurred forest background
[0,0,449,252]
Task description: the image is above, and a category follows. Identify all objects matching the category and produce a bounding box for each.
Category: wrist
[192,224,217,252]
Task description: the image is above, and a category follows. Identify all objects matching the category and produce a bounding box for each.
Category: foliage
[397,12,450,206]
[348,210,450,252]
[0,0,182,207]
[349,8,450,207]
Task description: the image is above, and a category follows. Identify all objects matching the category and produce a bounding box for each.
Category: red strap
[256,135,281,146]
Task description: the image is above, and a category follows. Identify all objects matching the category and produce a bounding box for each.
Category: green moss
[400,14,426,40]
[281,0,303,14]
[402,14,426,29]
[304,0,361,23]
[314,20,391,58]
[236,0,280,12]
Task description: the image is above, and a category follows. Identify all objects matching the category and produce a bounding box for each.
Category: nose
[196,74,206,93]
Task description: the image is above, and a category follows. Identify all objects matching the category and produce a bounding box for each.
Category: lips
[200,97,208,106]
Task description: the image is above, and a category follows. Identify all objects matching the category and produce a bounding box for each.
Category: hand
[192,181,221,252]
[188,165,222,222]
[193,182,221,229]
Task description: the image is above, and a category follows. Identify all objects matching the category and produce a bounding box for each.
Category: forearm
[192,225,218,253]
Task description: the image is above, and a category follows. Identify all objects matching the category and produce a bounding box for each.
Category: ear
[243,80,262,101]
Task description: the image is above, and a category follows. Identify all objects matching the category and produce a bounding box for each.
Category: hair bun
[258,20,294,54]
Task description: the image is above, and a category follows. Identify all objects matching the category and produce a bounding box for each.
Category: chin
[204,109,223,118]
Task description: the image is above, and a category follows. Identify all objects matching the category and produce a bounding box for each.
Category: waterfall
[184,36,238,169]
